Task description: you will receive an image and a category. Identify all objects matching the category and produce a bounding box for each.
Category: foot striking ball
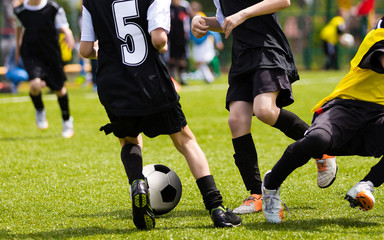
[142,164,182,215]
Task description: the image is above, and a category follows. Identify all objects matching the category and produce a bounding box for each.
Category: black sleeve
[359,41,384,73]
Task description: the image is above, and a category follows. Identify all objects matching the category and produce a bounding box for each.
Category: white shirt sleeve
[147,0,171,34]
[214,0,225,27]
[55,7,70,29]
[80,6,96,42]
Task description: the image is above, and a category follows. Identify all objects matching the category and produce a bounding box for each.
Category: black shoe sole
[132,192,155,230]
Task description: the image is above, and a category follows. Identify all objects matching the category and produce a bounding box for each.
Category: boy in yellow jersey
[261,17,384,223]
[320,15,346,70]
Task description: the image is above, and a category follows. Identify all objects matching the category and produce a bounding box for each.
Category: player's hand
[62,27,75,50]
[191,15,209,38]
[222,12,246,39]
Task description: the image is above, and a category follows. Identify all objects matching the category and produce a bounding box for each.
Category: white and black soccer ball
[142,164,182,215]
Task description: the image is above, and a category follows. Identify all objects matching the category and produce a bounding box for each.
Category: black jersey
[14,1,63,68]
[217,0,299,82]
[169,4,188,58]
[83,0,179,117]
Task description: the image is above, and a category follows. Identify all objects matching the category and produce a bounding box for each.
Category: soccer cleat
[210,206,242,228]
[233,194,262,214]
[262,171,285,223]
[345,181,375,211]
[315,154,337,188]
[130,179,155,230]
[62,117,74,138]
[35,109,48,130]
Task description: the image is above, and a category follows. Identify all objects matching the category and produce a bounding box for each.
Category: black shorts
[100,103,187,138]
[308,99,384,157]
[23,56,67,91]
[225,68,294,110]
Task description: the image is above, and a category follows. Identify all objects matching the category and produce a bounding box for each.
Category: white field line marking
[0,94,57,104]
[0,77,339,104]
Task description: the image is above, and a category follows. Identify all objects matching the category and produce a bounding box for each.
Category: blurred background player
[189,1,223,83]
[168,0,190,85]
[13,0,75,138]
[262,16,384,223]
[320,15,346,70]
[79,0,241,230]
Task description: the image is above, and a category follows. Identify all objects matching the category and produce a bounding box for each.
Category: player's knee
[228,114,250,131]
[305,128,332,151]
[29,79,42,93]
[171,128,195,151]
[55,87,67,97]
[254,106,276,125]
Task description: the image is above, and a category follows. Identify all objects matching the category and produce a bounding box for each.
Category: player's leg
[346,156,384,211]
[262,128,332,223]
[169,126,242,227]
[255,90,337,188]
[345,116,384,211]
[228,101,263,214]
[29,77,48,130]
[198,63,214,83]
[54,86,74,138]
[120,135,155,230]
[253,91,308,139]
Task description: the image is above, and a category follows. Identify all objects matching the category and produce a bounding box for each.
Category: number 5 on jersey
[112,0,148,66]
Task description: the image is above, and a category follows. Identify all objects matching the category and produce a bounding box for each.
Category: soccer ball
[142,164,182,215]
[340,33,355,47]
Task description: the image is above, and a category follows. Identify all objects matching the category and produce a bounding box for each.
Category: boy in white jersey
[14,0,75,138]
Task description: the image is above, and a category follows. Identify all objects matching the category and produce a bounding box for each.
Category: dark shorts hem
[225,68,294,110]
[101,103,187,138]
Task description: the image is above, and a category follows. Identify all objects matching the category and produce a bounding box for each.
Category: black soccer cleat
[131,179,155,230]
[210,206,242,228]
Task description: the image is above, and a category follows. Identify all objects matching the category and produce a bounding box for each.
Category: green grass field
[0,71,383,239]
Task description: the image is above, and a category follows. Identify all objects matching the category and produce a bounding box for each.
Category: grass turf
[0,70,383,239]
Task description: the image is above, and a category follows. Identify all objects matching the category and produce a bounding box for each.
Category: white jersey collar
[24,0,48,11]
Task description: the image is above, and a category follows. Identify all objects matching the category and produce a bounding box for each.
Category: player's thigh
[309,105,363,149]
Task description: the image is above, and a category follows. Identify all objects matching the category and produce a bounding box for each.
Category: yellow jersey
[320,16,345,45]
[313,28,384,112]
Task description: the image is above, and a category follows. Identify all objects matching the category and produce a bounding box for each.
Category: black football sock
[232,133,262,195]
[362,156,384,187]
[196,175,223,211]
[121,144,145,185]
[273,109,309,141]
[58,93,70,120]
[30,92,44,111]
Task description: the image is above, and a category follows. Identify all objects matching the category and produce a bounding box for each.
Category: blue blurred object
[4,45,29,93]
[6,66,29,84]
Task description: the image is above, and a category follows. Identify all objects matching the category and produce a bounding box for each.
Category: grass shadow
[1,226,136,239]
[71,208,209,220]
[243,217,383,235]
[0,134,59,141]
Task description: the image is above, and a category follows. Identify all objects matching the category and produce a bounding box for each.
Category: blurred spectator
[189,1,222,83]
[320,15,346,70]
[168,0,190,85]
[1,0,18,65]
[209,31,224,77]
